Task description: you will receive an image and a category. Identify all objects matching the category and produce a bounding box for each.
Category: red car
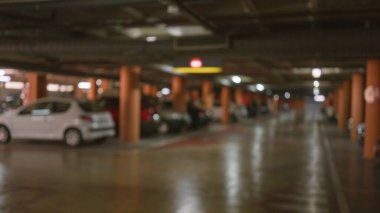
[97,96,161,136]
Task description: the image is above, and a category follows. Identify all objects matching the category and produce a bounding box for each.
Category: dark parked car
[0,95,23,114]
[97,96,162,136]
[357,123,380,147]
[159,101,191,133]
[187,100,210,128]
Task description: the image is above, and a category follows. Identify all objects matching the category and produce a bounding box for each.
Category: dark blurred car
[159,101,191,133]
[0,95,23,113]
[357,123,380,147]
[187,100,210,128]
[97,96,161,136]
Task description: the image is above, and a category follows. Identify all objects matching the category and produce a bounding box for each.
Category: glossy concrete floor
[1,109,380,213]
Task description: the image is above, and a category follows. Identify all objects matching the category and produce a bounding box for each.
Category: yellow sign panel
[174,67,222,74]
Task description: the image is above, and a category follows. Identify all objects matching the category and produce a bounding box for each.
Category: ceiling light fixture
[284,92,291,99]
[313,87,320,95]
[146,36,157,42]
[78,82,91,90]
[313,80,320,88]
[0,75,11,82]
[231,76,242,84]
[312,68,322,78]
[256,84,265,91]
[167,4,180,15]
[161,87,171,96]
[314,95,325,102]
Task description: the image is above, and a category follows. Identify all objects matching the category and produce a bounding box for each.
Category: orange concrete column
[202,80,213,110]
[119,65,141,143]
[172,76,187,112]
[221,86,230,124]
[151,85,158,97]
[272,97,279,113]
[143,84,152,96]
[338,80,351,131]
[87,78,97,101]
[350,74,364,142]
[101,79,111,93]
[191,89,200,100]
[26,72,47,104]
[364,60,380,159]
[234,88,243,105]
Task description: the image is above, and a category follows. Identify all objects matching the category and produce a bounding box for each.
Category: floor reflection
[0,109,379,212]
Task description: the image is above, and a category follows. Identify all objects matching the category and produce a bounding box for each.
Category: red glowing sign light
[190,58,203,68]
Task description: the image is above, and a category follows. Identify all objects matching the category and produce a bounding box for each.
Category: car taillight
[79,115,92,122]
[141,109,152,122]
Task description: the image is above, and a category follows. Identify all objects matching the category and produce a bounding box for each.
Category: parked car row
[0,94,270,147]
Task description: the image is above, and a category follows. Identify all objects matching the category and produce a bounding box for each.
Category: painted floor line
[319,124,350,213]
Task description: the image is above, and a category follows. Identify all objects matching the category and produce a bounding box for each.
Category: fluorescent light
[256,84,265,91]
[5,82,24,90]
[231,76,241,84]
[167,26,183,37]
[0,69,5,76]
[314,95,325,102]
[60,85,74,92]
[167,4,180,15]
[313,87,319,95]
[47,83,60,92]
[161,88,171,96]
[78,82,91,89]
[146,36,157,42]
[0,76,11,82]
[284,92,291,99]
[313,80,320,88]
[312,68,322,78]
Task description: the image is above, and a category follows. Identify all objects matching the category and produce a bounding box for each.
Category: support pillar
[221,86,230,124]
[26,72,47,104]
[87,78,97,101]
[143,84,152,96]
[119,65,141,143]
[234,88,243,105]
[202,80,213,110]
[151,85,158,97]
[101,79,111,94]
[350,74,364,142]
[364,60,380,159]
[172,76,187,112]
[338,80,351,131]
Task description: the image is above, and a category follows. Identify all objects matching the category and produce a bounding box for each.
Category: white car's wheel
[0,125,10,144]
[158,122,169,135]
[64,129,82,147]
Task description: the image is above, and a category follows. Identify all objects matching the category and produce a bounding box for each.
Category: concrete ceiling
[0,0,378,95]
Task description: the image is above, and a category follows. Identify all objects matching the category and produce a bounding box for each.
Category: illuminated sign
[174,57,222,74]
[190,58,203,68]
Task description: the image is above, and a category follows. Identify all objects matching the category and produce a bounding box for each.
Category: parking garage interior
[0,0,379,212]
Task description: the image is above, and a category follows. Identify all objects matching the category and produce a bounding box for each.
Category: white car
[0,97,115,147]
